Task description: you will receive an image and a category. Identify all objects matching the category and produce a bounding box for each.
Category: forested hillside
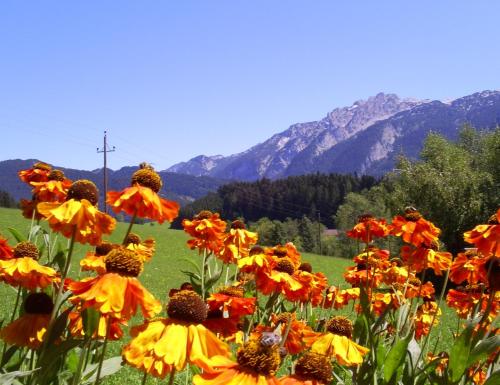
[171,173,377,228]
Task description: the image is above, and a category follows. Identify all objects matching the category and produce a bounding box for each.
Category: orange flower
[20,198,44,220]
[0,235,13,260]
[107,164,179,224]
[323,286,360,310]
[183,210,226,254]
[290,269,328,306]
[68,308,126,340]
[369,292,400,316]
[449,250,489,285]
[270,313,319,354]
[217,220,258,264]
[426,352,449,376]
[192,339,281,385]
[0,293,53,349]
[204,287,256,337]
[238,246,273,273]
[414,300,441,340]
[122,291,230,378]
[68,247,161,320]
[79,242,116,274]
[311,316,368,366]
[344,263,383,287]
[38,180,116,246]
[464,209,500,257]
[0,241,58,290]
[18,161,51,185]
[446,286,499,319]
[278,352,333,385]
[400,244,452,275]
[125,233,156,262]
[207,287,256,318]
[347,214,389,243]
[30,169,72,202]
[255,257,305,300]
[390,208,441,247]
[268,243,302,268]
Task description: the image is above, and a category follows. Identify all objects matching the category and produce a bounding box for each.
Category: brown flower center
[167,290,207,323]
[237,339,281,376]
[275,258,295,275]
[403,207,422,221]
[34,162,51,171]
[231,220,246,229]
[67,180,99,205]
[488,213,499,225]
[95,242,115,256]
[195,210,213,220]
[299,262,312,273]
[180,282,194,291]
[273,246,288,258]
[217,286,244,297]
[24,293,54,314]
[326,316,353,338]
[357,213,374,223]
[295,352,333,384]
[274,312,293,325]
[105,247,143,277]
[48,169,65,181]
[131,167,162,193]
[13,241,39,260]
[249,246,265,256]
[125,232,141,245]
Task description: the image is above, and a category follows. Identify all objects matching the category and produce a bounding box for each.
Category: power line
[97,131,116,213]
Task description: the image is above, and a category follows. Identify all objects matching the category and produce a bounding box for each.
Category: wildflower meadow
[0,161,498,385]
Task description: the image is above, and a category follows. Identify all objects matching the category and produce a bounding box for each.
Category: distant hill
[167,90,500,179]
[0,159,228,207]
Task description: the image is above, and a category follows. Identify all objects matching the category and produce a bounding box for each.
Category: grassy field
[0,207,357,384]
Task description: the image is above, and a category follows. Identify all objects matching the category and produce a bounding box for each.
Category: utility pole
[97,130,116,213]
[317,211,322,255]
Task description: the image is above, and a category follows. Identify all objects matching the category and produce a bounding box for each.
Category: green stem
[71,338,90,385]
[201,248,207,299]
[168,368,177,385]
[141,371,148,385]
[94,320,111,385]
[122,210,137,245]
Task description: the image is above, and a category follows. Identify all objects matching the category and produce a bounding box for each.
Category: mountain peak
[167,90,500,180]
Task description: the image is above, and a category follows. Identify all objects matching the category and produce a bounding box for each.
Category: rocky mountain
[0,159,227,207]
[167,90,500,179]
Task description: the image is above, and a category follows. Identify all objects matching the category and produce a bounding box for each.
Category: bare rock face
[167,90,500,179]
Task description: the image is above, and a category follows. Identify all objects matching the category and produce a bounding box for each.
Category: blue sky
[1,1,499,171]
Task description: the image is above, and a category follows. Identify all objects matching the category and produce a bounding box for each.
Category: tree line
[171,173,378,229]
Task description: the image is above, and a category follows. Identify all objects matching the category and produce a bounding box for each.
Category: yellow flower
[122,290,230,378]
[107,164,179,224]
[311,317,368,366]
[0,241,58,290]
[38,180,116,246]
[69,247,161,320]
[0,293,53,349]
[193,338,281,385]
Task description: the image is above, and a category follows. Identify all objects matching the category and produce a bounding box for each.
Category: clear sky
[1,1,499,171]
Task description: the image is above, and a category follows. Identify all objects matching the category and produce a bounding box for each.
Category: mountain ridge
[167,90,500,179]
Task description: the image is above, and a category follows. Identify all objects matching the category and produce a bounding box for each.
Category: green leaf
[46,308,71,346]
[0,369,39,385]
[81,357,123,383]
[7,228,26,243]
[467,335,500,367]
[0,346,19,368]
[383,333,412,383]
[82,307,100,337]
[66,348,81,373]
[180,257,202,275]
[448,324,473,382]
[376,342,387,371]
[483,369,500,385]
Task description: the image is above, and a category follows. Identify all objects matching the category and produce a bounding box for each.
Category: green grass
[0,207,458,384]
